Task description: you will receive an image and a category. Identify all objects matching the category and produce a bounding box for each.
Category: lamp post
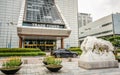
[6,22,16,48]
[0,22,2,47]
[6,23,9,48]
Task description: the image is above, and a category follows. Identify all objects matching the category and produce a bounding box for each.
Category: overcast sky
[78,0,120,21]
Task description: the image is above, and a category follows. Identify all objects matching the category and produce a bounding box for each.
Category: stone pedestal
[78,60,119,70]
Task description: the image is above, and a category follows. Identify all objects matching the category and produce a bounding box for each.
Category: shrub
[116,49,120,53]
[68,47,82,55]
[0,48,41,52]
[68,47,81,51]
[43,56,62,65]
[43,56,53,62]
[0,48,46,56]
[2,57,22,67]
[38,52,46,56]
[0,52,46,56]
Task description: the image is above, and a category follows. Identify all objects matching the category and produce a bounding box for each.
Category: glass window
[25,0,64,24]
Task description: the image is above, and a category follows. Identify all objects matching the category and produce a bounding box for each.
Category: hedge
[116,49,120,53]
[0,48,41,52]
[68,47,82,51]
[68,47,82,55]
[0,52,46,56]
[0,48,46,56]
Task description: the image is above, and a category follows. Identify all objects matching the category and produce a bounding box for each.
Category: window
[25,0,64,24]
[102,22,112,27]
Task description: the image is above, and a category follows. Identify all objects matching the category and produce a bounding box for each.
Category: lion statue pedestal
[78,36,119,69]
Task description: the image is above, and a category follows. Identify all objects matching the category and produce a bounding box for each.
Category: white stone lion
[80,36,115,62]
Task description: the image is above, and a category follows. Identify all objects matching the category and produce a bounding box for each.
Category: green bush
[44,56,62,65]
[0,48,46,56]
[68,47,81,51]
[38,52,46,55]
[74,51,82,55]
[68,47,82,55]
[2,57,22,67]
[0,48,41,52]
[116,49,120,53]
[0,52,46,56]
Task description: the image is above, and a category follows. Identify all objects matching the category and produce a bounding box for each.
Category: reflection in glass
[25,0,64,24]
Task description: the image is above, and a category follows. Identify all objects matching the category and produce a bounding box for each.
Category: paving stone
[0,57,120,75]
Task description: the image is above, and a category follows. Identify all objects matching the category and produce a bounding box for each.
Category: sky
[78,0,120,21]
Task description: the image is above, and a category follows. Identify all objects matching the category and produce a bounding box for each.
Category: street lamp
[6,22,16,48]
[6,23,9,48]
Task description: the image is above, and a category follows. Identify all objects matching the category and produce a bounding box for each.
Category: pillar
[19,37,22,48]
[61,38,64,49]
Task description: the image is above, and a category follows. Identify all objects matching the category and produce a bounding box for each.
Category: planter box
[43,61,48,65]
[45,65,62,72]
[0,66,21,74]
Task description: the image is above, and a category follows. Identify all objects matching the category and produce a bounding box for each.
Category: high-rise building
[0,0,22,48]
[78,13,92,28]
[55,0,78,48]
[78,13,92,45]
[0,0,78,50]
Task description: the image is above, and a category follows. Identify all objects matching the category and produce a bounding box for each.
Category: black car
[52,49,78,58]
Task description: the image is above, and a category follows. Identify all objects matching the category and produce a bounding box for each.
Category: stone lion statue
[80,36,115,62]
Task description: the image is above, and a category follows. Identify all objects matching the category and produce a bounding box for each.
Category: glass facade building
[0,0,78,50]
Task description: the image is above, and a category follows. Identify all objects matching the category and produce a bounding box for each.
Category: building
[55,0,78,48]
[0,0,78,50]
[79,13,120,44]
[0,0,22,48]
[78,13,92,28]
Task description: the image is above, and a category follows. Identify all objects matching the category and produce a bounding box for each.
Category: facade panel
[0,0,22,48]
[113,14,120,34]
[55,0,78,48]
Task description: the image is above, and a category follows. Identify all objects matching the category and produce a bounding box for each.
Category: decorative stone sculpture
[78,36,119,69]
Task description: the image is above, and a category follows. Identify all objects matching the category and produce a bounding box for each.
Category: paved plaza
[0,57,120,75]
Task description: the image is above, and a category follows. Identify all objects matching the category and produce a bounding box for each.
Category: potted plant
[45,56,62,72]
[0,57,22,74]
[43,56,54,65]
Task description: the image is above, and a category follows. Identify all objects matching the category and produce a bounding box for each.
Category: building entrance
[24,40,56,51]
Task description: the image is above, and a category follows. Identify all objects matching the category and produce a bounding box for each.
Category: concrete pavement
[0,57,120,75]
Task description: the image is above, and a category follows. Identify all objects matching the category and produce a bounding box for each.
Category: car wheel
[73,54,77,58]
[56,54,61,58]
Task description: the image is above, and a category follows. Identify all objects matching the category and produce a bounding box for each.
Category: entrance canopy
[17,25,70,39]
[17,0,71,49]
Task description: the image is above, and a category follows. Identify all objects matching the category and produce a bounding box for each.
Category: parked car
[52,49,78,58]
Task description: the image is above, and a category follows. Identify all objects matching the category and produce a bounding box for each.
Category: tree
[102,35,120,48]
